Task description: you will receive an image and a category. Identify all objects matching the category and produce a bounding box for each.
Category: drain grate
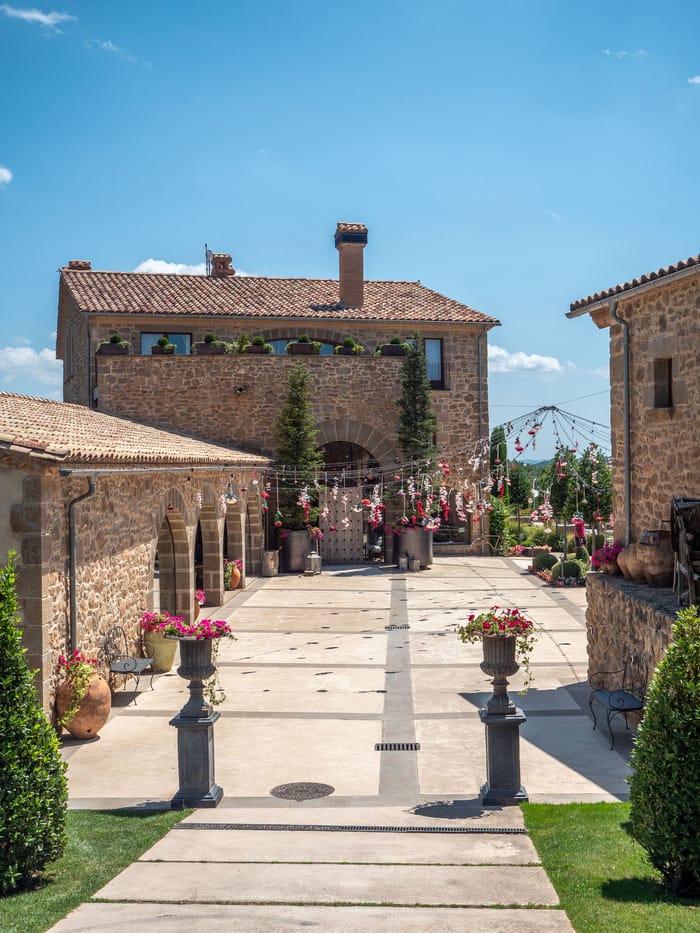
[175,822,527,835]
[385,623,410,630]
[375,742,420,751]
[270,782,334,801]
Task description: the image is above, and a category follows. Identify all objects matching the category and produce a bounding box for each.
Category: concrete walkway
[51,556,634,931]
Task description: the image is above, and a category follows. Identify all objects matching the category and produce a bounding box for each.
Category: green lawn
[0,808,188,933]
[523,802,700,933]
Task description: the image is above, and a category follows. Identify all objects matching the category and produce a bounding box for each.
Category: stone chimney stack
[67,260,91,270]
[210,253,236,276]
[334,222,368,307]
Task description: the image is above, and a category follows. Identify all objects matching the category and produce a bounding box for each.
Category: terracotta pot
[599,559,619,575]
[625,543,647,583]
[143,629,178,673]
[57,673,111,739]
[226,564,241,589]
[638,529,674,587]
[616,547,631,580]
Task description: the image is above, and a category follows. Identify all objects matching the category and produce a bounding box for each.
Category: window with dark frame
[653,357,673,408]
[140,333,192,355]
[424,338,444,388]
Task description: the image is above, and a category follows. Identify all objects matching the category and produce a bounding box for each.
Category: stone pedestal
[479,707,528,806]
[170,710,223,808]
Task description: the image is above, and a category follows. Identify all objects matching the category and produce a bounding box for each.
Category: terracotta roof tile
[0,393,267,467]
[570,253,700,313]
[60,270,498,326]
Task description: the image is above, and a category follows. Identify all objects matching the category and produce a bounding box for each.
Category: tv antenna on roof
[205,243,213,277]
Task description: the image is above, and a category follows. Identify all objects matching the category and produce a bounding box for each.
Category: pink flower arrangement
[138,610,183,633]
[591,540,623,569]
[195,589,206,606]
[160,617,234,640]
[57,649,99,677]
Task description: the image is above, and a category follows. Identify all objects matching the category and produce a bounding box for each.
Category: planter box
[151,346,175,355]
[379,344,406,357]
[194,343,225,355]
[96,344,128,355]
[335,347,356,356]
[245,345,271,354]
[288,343,317,355]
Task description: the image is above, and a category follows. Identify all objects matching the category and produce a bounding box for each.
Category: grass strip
[0,807,188,933]
[523,802,700,933]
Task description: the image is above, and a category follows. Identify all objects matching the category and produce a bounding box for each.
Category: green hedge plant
[551,559,582,581]
[0,552,67,893]
[532,552,558,572]
[630,606,700,896]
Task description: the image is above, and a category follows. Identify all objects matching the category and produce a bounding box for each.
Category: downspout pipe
[608,301,631,546]
[68,476,97,651]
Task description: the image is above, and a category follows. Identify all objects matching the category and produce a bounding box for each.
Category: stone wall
[4,456,241,713]
[607,274,700,541]
[93,323,488,474]
[585,573,675,688]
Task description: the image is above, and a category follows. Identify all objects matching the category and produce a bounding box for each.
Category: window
[653,358,672,408]
[424,338,443,388]
[140,333,191,355]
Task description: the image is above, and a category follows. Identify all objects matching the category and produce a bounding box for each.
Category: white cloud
[0,346,63,388]
[688,76,700,85]
[602,48,648,59]
[0,165,13,186]
[84,37,137,63]
[488,344,563,374]
[547,210,562,221]
[0,3,75,29]
[134,258,253,276]
[134,259,208,275]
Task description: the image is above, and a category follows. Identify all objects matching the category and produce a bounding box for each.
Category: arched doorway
[155,508,192,620]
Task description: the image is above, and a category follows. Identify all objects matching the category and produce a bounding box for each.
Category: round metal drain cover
[270,782,335,801]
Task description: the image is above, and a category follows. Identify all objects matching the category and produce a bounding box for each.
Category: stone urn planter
[56,673,111,739]
[143,629,178,673]
[174,637,217,718]
[480,635,520,715]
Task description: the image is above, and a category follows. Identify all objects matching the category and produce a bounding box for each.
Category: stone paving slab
[232,607,388,631]
[49,902,575,932]
[226,631,389,664]
[144,826,541,864]
[94,861,561,907]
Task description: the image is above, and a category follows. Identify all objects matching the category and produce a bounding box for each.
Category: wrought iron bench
[588,653,648,749]
[100,624,154,701]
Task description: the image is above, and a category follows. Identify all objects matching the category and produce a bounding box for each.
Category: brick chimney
[210,253,235,276]
[66,260,91,270]
[334,222,367,307]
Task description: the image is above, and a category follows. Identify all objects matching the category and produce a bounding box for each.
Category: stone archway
[198,500,224,608]
[316,419,399,471]
[156,507,192,621]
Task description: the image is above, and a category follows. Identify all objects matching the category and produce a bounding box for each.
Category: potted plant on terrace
[151,335,176,355]
[96,332,130,355]
[139,610,182,672]
[377,336,409,356]
[286,334,322,355]
[245,334,274,354]
[333,336,365,355]
[56,649,111,739]
[223,558,242,589]
[457,606,538,712]
[194,333,226,355]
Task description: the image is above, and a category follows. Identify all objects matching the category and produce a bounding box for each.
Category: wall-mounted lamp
[225,478,238,505]
[234,385,247,395]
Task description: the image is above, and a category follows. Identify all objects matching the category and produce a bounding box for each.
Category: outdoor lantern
[304,552,322,575]
[225,479,238,505]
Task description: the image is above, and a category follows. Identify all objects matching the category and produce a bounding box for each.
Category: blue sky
[1,0,699,460]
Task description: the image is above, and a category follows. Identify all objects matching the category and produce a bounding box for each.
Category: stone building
[0,392,267,711]
[567,251,700,676]
[56,222,500,561]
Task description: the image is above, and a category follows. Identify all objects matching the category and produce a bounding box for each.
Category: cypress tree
[0,551,67,893]
[397,334,437,465]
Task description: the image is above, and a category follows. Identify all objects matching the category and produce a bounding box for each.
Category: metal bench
[100,624,154,701]
[589,653,648,749]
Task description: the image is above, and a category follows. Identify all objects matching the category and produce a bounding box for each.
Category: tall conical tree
[397,334,437,465]
[273,362,323,528]
[0,552,67,893]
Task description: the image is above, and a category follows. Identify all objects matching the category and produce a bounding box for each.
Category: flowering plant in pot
[139,610,183,672]
[56,650,111,738]
[591,540,623,572]
[457,605,538,694]
[224,558,242,589]
[162,616,236,706]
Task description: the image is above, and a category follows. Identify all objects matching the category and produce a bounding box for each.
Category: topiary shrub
[0,552,67,893]
[529,528,549,546]
[488,497,509,555]
[575,545,590,562]
[551,559,581,580]
[532,552,558,572]
[629,606,700,896]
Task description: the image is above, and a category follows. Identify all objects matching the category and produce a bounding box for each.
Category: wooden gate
[319,487,365,564]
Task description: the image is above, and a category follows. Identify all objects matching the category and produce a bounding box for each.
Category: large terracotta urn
[624,542,647,583]
[226,563,241,589]
[638,529,674,587]
[57,673,111,739]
